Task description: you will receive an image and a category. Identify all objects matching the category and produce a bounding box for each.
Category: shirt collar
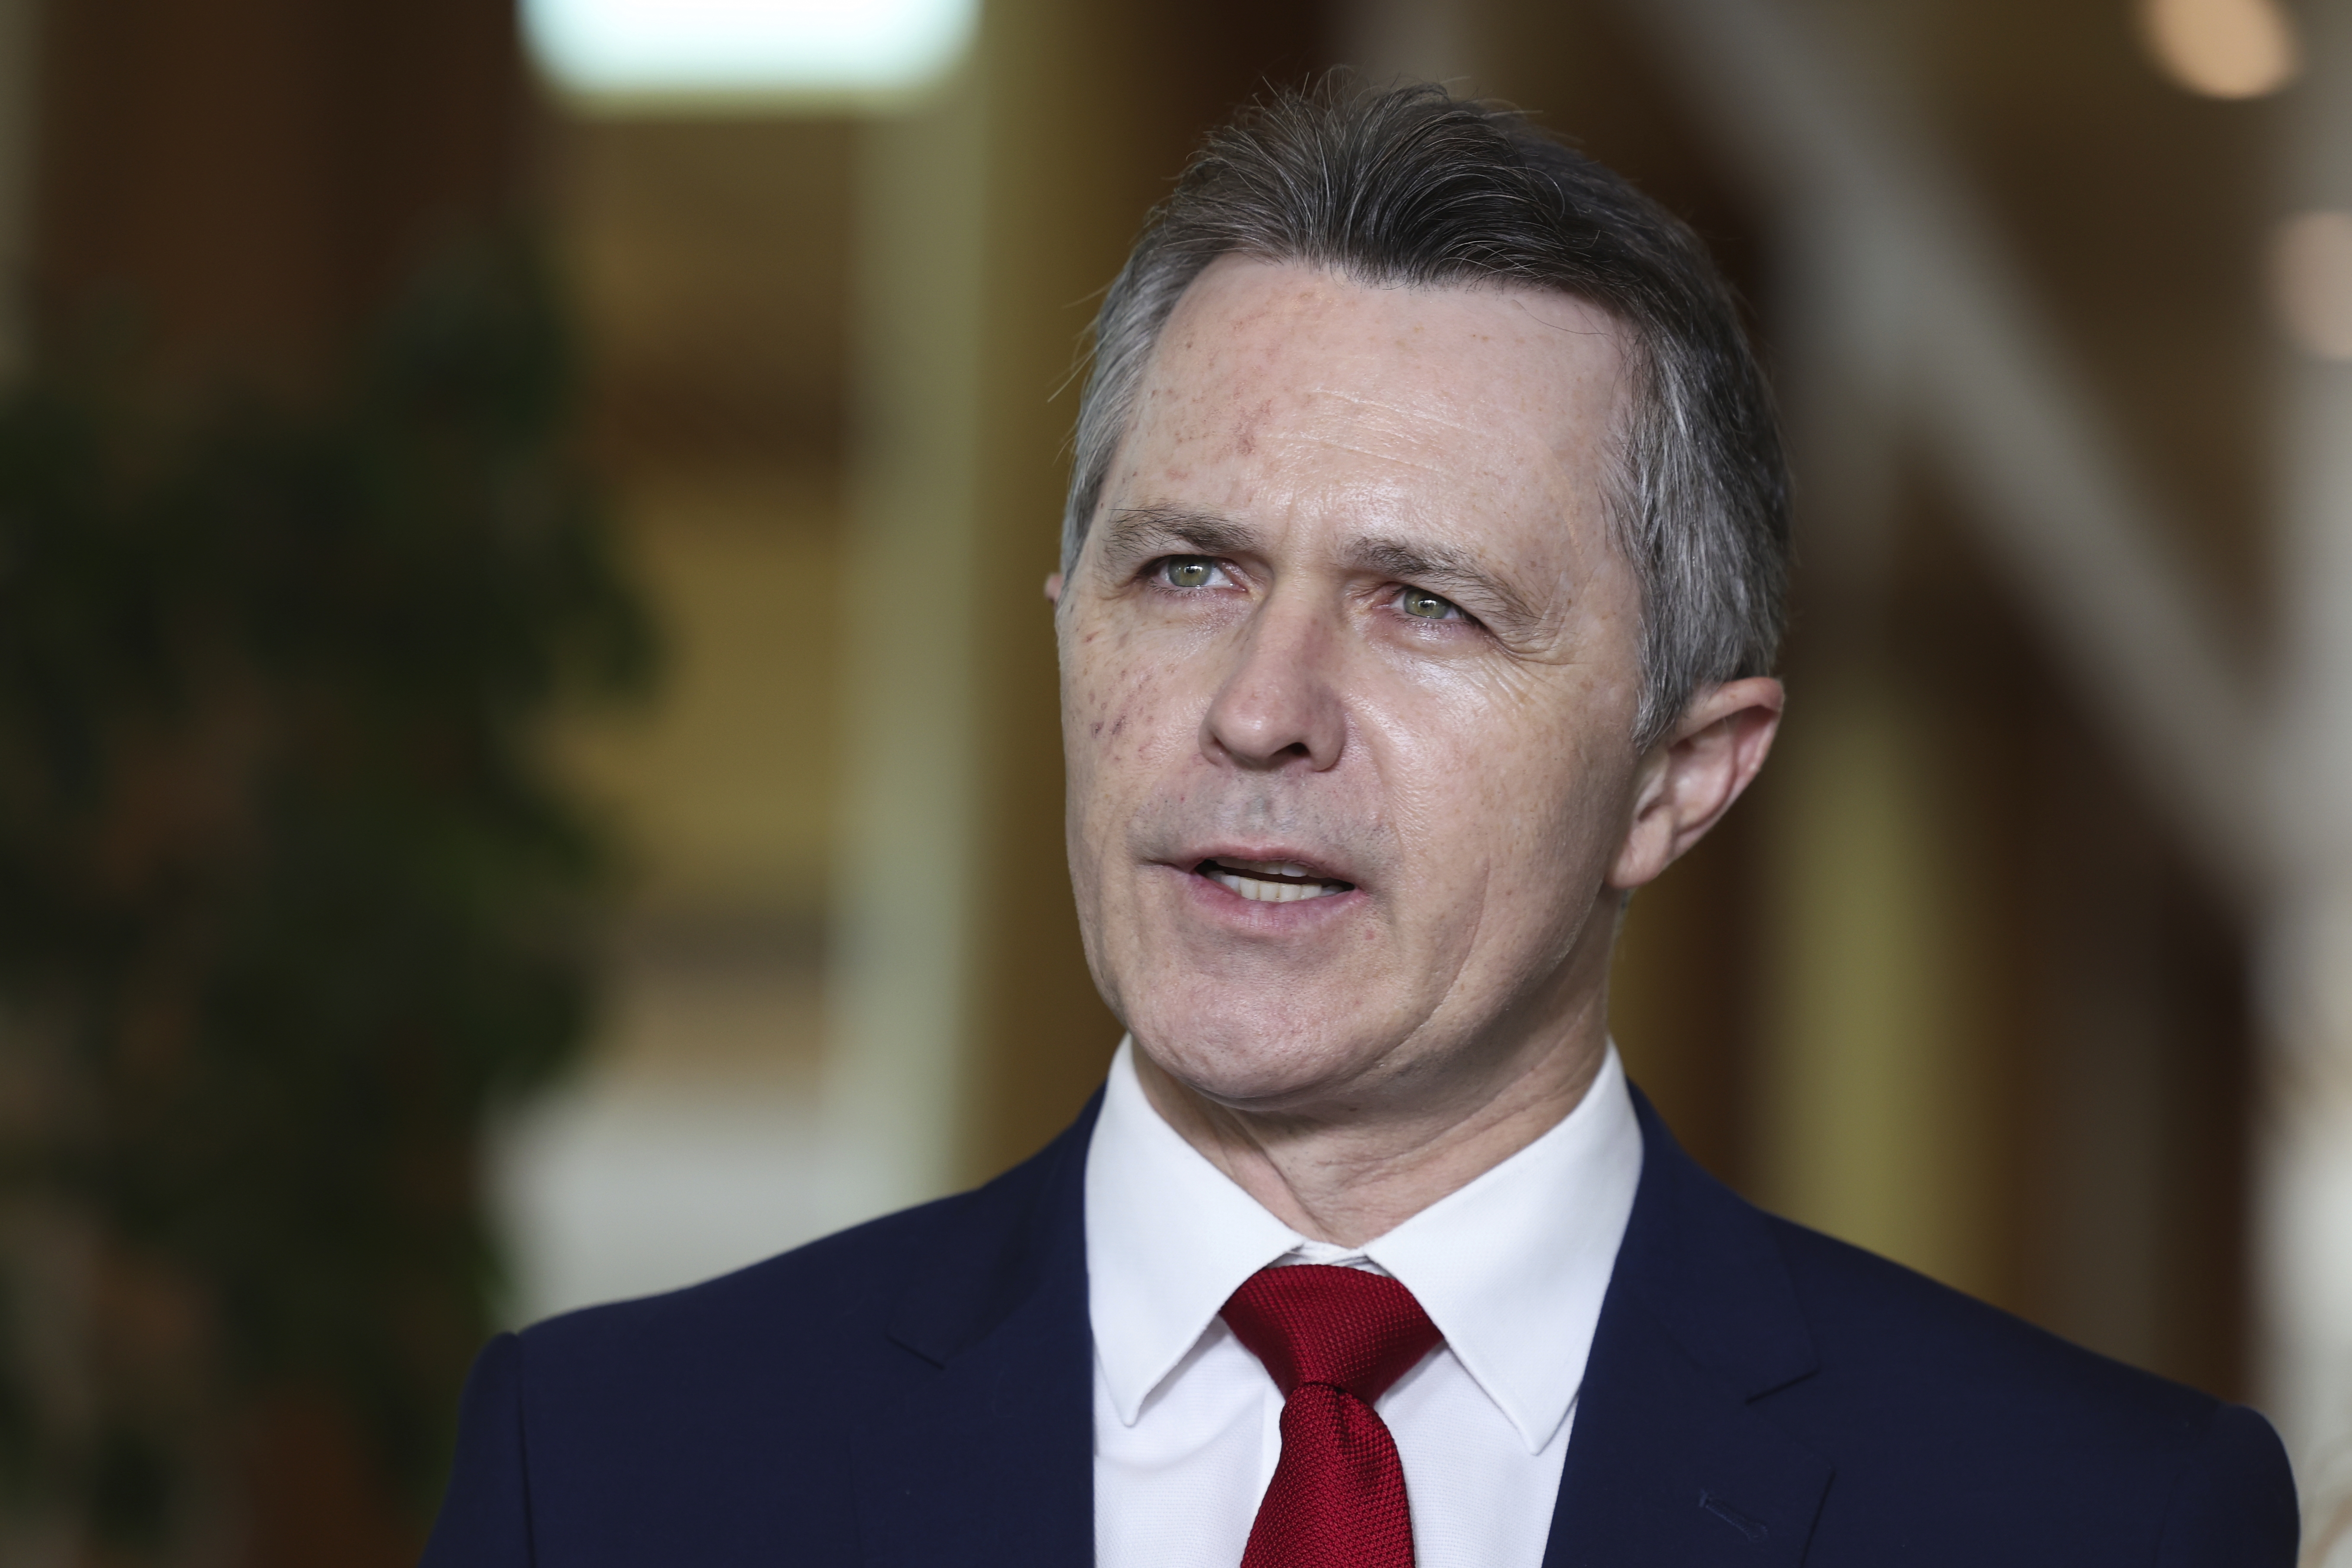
[1083,1037,1644,1454]
[1085,1038,1306,1428]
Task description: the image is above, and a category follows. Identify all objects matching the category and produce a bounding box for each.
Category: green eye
[1401,588,1456,620]
[1165,557,1214,588]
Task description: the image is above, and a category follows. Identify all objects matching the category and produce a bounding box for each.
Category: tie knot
[1221,1265,1441,1403]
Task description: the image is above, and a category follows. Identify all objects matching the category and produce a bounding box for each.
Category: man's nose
[1199,595,1347,771]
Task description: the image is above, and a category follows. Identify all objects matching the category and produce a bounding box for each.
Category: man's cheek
[1092,658,1199,767]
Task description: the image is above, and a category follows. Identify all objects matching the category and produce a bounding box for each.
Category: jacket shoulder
[432,1103,1098,1568]
[518,1183,973,1374]
[1767,1213,2213,1429]
[1611,1093,2294,1564]
[1768,1213,2201,1410]
[1758,1214,2297,1563]
[519,1089,1096,1381]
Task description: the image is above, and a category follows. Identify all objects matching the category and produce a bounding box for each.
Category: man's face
[1057,257,1651,1116]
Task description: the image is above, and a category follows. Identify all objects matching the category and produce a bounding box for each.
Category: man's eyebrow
[1096,506,1260,561]
[1350,535,1546,630]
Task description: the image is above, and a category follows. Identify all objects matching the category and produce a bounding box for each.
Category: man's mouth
[1194,856,1357,903]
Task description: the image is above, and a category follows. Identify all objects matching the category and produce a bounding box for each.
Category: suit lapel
[850,1097,1100,1568]
[1544,1090,1834,1567]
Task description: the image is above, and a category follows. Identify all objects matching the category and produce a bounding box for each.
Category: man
[423,83,2298,1566]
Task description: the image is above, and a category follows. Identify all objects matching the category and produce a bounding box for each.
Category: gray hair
[1061,80,1789,750]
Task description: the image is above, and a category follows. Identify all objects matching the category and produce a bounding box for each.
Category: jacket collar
[1544,1087,1833,1566]
[882,1090,1102,1368]
[851,1093,1103,1568]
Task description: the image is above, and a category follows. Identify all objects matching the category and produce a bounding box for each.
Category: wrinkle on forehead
[1287,433,1459,479]
[1306,386,1497,441]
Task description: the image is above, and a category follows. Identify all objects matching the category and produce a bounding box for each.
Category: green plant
[0,239,650,1558]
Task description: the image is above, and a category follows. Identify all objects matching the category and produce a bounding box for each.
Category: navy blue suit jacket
[421,1088,2298,1565]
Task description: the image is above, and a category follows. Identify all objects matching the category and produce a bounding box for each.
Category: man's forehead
[1151,258,1627,388]
[1130,260,1630,479]
[1117,263,1620,515]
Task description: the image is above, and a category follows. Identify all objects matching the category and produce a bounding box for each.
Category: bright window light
[522,0,979,106]
[2136,0,2299,100]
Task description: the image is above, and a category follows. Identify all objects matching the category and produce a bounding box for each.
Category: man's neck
[1129,1006,1611,1248]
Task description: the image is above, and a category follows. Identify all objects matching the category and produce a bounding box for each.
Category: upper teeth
[1205,859,1349,903]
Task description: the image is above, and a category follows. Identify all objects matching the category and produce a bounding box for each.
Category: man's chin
[1130,1008,1411,1113]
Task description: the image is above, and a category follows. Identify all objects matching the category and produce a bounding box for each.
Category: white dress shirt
[1085,1037,1644,1568]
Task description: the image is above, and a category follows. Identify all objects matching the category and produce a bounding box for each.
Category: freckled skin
[1050,258,1780,1244]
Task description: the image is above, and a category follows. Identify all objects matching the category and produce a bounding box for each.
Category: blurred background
[1,0,2350,1561]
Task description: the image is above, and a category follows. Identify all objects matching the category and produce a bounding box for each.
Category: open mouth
[1194,856,1357,904]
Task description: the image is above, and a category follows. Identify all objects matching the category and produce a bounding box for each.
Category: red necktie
[1220,1264,1444,1568]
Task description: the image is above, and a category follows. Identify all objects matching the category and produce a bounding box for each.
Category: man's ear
[1608,677,1783,892]
[1044,572,1064,605]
